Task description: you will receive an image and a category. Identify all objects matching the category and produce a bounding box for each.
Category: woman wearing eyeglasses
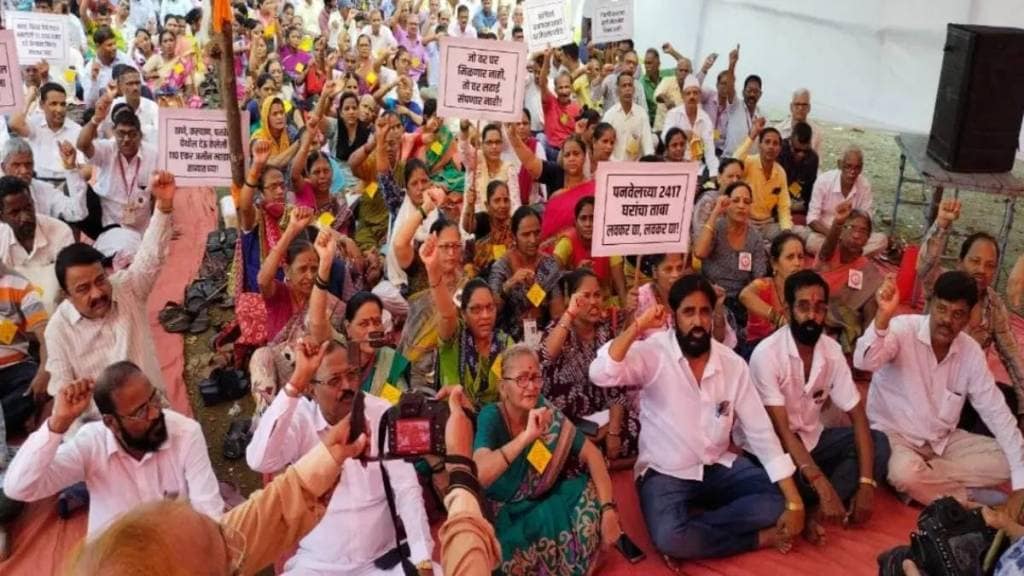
[693,180,767,329]
[422,234,513,407]
[473,344,621,575]
[541,270,639,467]
[488,206,564,343]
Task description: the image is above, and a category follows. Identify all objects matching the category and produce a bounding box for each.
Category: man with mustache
[917,198,1024,437]
[855,271,1024,506]
[748,270,890,545]
[591,274,806,560]
[3,361,223,536]
[43,171,176,431]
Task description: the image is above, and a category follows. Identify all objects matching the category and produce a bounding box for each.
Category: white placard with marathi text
[4,11,70,69]
[157,108,249,187]
[0,31,25,115]
[591,161,699,257]
[437,36,527,124]
[524,0,573,53]
[592,0,634,45]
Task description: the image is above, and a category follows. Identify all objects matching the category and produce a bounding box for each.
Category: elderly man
[0,176,74,311]
[539,49,582,161]
[45,172,175,428]
[359,9,399,55]
[918,199,1024,438]
[3,361,223,536]
[776,89,823,154]
[447,5,477,38]
[0,137,88,225]
[591,49,648,114]
[8,82,82,178]
[247,338,436,575]
[654,43,729,132]
[662,75,719,176]
[855,272,1024,506]
[806,146,887,255]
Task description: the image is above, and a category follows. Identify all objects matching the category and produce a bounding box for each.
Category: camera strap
[374,414,419,576]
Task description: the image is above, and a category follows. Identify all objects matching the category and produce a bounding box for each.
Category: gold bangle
[859,477,877,487]
[785,501,804,512]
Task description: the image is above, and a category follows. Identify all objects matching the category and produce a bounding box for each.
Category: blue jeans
[638,456,784,560]
[794,427,891,505]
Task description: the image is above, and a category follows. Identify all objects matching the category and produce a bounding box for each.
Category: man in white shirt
[8,83,83,179]
[3,361,223,537]
[81,26,132,107]
[158,0,192,24]
[775,88,822,154]
[45,172,175,423]
[662,75,719,176]
[0,176,74,311]
[749,270,890,544]
[723,74,763,156]
[247,339,435,575]
[590,274,806,559]
[77,90,158,256]
[805,146,887,255]
[0,137,88,224]
[602,72,654,162]
[102,65,159,145]
[447,4,477,38]
[854,272,1024,506]
[359,8,399,56]
[293,0,324,37]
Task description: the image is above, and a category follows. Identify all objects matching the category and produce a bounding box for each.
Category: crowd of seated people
[1,1,1024,574]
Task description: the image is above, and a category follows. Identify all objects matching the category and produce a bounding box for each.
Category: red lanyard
[117,154,141,201]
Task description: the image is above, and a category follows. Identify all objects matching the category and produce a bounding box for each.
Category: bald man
[805,146,888,255]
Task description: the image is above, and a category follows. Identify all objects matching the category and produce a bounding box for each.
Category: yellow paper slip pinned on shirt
[295,62,305,73]
[430,141,444,155]
[788,182,802,198]
[380,382,402,405]
[173,63,185,74]
[526,439,552,474]
[0,320,17,345]
[490,355,502,379]
[366,71,378,86]
[316,212,335,229]
[491,244,507,260]
[365,181,379,199]
[526,282,546,308]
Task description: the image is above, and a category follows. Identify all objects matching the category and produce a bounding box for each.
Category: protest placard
[5,11,70,69]
[437,36,527,124]
[592,0,634,45]
[0,31,25,115]
[591,161,699,257]
[524,0,572,53]
[157,109,249,187]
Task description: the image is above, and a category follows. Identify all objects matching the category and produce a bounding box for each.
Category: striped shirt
[0,266,48,367]
[44,210,171,406]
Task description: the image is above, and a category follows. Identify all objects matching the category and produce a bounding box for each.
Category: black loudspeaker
[927,24,1024,173]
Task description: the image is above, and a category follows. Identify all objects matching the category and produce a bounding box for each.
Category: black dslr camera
[910,497,996,576]
[383,391,450,459]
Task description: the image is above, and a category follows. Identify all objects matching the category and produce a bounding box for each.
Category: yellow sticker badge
[526,440,552,473]
[380,382,402,405]
[526,282,546,308]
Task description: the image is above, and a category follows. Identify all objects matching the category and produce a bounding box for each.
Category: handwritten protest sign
[591,162,699,257]
[5,11,70,69]
[592,0,634,45]
[524,0,572,53]
[437,37,527,124]
[157,109,249,187]
[0,31,25,115]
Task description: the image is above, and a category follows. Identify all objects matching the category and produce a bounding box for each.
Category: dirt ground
[187,122,1024,497]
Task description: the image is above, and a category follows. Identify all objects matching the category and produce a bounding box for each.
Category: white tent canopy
[628,0,1024,157]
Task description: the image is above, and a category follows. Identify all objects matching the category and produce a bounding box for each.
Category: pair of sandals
[199,367,251,407]
[222,418,252,461]
[158,278,229,334]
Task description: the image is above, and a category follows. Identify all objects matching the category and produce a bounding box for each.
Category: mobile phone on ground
[616,533,646,564]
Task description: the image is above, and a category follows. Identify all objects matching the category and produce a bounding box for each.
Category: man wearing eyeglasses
[247,338,436,575]
[2,360,224,537]
[747,270,889,545]
[855,272,1024,507]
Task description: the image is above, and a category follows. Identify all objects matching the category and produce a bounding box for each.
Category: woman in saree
[237,140,290,292]
[467,180,513,277]
[466,123,522,218]
[142,30,191,93]
[552,196,627,305]
[541,270,639,468]
[420,112,466,193]
[740,231,806,354]
[662,126,687,162]
[131,29,154,70]
[473,344,621,575]
[327,91,371,196]
[422,230,512,406]
[308,232,408,396]
[353,34,385,92]
[251,96,300,169]
[279,26,312,86]
[489,206,564,343]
